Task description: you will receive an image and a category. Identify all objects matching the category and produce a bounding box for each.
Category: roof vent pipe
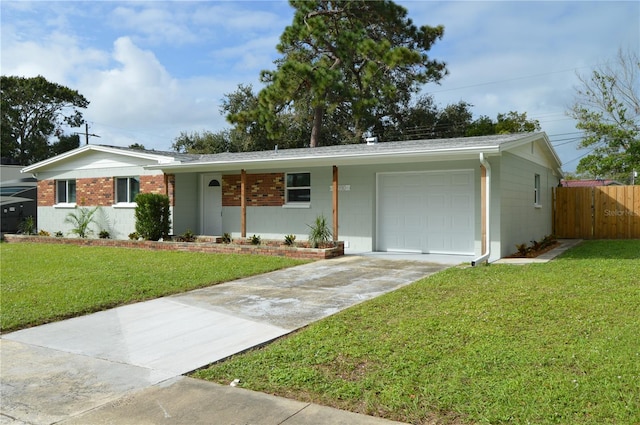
[472,152,491,267]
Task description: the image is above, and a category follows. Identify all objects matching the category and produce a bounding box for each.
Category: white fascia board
[500,132,563,172]
[22,145,175,174]
[21,144,92,173]
[148,146,502,173]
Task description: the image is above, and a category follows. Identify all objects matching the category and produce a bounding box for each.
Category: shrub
[99,230,110,239]
[17,216,37,235]
[284,234,296,246]
[515,243,530,256]
[64,207,99,238]
[307,214,332,248]
[54,231,64,238]
[530,239,543,252]
[540,234,557,249]
[128,232,140,240]
[38,230,50,237]
[134,193,171,241]
[250,234,261,245]
[221,233,232,244]
[175,229,196,242]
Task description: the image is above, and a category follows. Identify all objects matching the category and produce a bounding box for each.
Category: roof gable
[22,145,178,174]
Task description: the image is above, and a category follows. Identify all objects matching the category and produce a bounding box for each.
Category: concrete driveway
[1,255,451,425]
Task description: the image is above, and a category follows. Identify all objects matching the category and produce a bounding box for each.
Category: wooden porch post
[480,164,487,253]
[332,165,338,241]
[241,169,246,238]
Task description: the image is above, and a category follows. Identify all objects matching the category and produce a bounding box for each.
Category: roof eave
[148,145,503,173]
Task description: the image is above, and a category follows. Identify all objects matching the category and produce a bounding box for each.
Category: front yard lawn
[194,240,640,425]
[0,243,307,332]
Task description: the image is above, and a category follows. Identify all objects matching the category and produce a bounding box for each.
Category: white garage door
[377,170,475,254]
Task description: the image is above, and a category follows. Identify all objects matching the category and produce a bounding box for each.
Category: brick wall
[76,177,113,206]
[222,173,284,207]
[166,174,175,206]
[38,173,175,207]
[38,180,55,206]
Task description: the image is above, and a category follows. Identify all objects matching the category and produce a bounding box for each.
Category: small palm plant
[17,216,37,235]
[284,234,296,246]
[64,207,99,238]
[307,214,332,248]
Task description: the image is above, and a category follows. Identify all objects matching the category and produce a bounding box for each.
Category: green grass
[194,240,640,425]
[0,243,307,332]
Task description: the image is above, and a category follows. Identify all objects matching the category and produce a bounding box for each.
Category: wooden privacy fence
[553,186,640,239]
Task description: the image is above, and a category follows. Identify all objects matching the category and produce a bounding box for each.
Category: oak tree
[1,75,89,165]
[569,49,640,179]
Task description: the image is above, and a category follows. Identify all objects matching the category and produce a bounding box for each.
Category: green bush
[134,193,171,241]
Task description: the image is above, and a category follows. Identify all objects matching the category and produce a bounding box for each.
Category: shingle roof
[177,133,541,165]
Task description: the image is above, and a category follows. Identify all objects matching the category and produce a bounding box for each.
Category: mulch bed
[506,241,560,258]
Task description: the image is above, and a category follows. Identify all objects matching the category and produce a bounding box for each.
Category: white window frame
[55,179,76,207]
[534,173,541,207]
[284,172,311,207]
[115,176,140,206]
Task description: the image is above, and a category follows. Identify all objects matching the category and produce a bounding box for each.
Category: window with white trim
[115,177,140,203]
[56,179,76,204]
[534,173,541,206]
[285,172,310,203]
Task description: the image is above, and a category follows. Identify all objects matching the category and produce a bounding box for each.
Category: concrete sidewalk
[2,255,449,425]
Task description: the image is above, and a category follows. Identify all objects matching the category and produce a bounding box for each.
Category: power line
[424,62,607,95]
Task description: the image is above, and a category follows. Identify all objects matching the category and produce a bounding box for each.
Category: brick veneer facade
[37,174,175,207]
[222,173,284,207]
[77,177,114,205]
[37,180,55,206]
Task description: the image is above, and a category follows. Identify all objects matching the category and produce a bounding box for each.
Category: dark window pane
[288,188,310,202]
[287,173,310,187]
[68,180,76,203]
[116,178,128,202]
[57,180,67,203]
[130,177,140,201]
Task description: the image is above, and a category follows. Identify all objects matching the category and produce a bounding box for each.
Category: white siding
[36,205,175,239]
[499,152,558,258]
[218,160,483,254]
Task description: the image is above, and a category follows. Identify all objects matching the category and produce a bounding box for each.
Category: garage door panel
[378,171,474,254]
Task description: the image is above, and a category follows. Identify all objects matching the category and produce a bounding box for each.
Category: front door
[202,174,222,236]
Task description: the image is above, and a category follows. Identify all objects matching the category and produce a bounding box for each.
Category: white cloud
[110,5,199,45]
[81,37,231,149]
[1,26,108,85]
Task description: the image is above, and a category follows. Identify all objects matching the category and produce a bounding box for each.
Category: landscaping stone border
[3,235,344,260]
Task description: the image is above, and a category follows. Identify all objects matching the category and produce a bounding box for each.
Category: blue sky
[2,1,639,171]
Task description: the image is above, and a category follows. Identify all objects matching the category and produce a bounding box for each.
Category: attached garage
[376,170,475,254]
